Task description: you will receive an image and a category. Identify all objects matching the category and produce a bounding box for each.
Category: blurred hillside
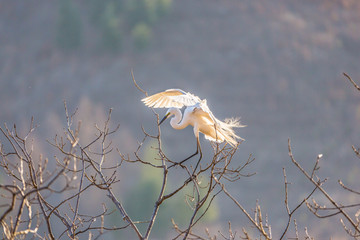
[1,0,360,238]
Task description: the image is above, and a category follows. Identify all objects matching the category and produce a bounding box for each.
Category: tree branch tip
[131,70,147,96]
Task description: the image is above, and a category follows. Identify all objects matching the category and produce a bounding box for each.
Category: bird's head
[159,108,177,126]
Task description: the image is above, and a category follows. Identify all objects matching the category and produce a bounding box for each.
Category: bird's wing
[142,89,202,108]
[193,100,245,146]
[194,100,219,125]
[192,102,225,142]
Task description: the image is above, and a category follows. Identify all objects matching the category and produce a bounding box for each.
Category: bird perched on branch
[142,89,245,169]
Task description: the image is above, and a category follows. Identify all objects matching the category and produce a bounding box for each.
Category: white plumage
[142,89,245,169]
[142,89,245,147]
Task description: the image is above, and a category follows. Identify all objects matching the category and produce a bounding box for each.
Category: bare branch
[343,72,360,91]
[288,138,360,236]
[132,69,148,96]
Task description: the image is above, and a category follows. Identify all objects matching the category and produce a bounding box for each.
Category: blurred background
[1,0,360,239]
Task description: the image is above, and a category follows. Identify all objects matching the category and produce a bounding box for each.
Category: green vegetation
[56,0,83,51]
[132,23,152,50]
[99,3,123,51]
[156,0,172,17]
[56,0,172,52]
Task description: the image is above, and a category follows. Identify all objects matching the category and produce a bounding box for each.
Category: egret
[142,89,245,169]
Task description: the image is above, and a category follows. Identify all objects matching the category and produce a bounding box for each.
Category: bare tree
[0,75,255,239]
[275,73,360,240]
[2,73,358,240]
[0,106,129,240]
[289,73,360,239]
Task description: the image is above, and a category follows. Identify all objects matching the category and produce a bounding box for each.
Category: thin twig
[343,72,360,91]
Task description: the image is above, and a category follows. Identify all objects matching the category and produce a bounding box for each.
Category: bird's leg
[192,138,202,174]
[168,139,199,169]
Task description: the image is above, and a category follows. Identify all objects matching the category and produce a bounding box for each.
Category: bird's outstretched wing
[143,89,245,146]
[142,89,202,108]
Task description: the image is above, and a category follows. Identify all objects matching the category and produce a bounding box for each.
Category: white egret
[142,89,245,169]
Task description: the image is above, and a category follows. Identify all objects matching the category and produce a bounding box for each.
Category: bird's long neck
[170,108,189,130]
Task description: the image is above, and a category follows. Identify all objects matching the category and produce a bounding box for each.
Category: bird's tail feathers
[216,117,245,147]
[224,117,246,128]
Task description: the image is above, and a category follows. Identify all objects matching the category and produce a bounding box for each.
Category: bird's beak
[159,113,170,126]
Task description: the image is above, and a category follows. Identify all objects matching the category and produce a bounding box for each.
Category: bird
[142,89,245,169]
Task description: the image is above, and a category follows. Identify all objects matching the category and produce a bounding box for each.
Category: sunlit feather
[142,89,245,147]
